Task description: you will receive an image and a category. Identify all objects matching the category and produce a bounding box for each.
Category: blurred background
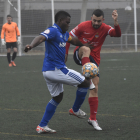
[0,0,140,55]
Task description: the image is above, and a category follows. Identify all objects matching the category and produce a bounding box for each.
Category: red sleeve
[109,25,121,37]
[69,23,83,37]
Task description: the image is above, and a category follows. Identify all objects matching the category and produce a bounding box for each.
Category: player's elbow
[118,34,121,37]
[118,32,121,37]
[117,32,121,37]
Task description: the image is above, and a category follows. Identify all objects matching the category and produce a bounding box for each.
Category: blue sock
[72,87,89,112]
[39,99,59,127]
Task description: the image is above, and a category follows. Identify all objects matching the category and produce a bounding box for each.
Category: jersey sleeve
[107,24,121,37]
[15,23,20,36]
[70,23,83,37]
[1,25,5,39]
[40,28,56,40]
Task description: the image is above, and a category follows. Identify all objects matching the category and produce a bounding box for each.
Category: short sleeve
[70,23,83,37]
[105,24,114,35]
[40,28,56,40]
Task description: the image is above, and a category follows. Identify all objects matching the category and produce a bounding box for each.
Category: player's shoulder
[2,23,7,27]
[76,21,91,31]
[42,26,57,35]
[12,22,17,25]
[102,23,113,29]
[80,20,91,26]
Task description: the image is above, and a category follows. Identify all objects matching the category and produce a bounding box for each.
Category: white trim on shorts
[43,67,85,97]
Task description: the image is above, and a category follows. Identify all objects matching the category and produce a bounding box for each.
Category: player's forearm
[110,25,121,37]
[1,29,5,39]
[114,25,121,37]
[16,29,20,36]
[70,37,83,47]
[114,20,119,26]
[30,35,44,48]
[65,42,70,54]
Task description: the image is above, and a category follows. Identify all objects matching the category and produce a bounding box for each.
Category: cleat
[11,61,16,67]
[88,118,102,130]
[69,108,87,119]
[9,63,12,67]
[89,79,95,90]
[36,125,56,133]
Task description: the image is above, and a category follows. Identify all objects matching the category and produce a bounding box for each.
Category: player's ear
[58,18,63,24]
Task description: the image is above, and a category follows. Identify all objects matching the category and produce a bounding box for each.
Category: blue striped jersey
[40,23,70,71]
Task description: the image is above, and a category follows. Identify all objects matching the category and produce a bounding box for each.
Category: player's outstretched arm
[68,36,83,46]
[109,10,121,37]
[68,36,93,49]
[24,35,46,52]
[112,10,119,26]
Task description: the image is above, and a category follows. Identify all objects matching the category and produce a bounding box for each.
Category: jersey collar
[52,23,63,33]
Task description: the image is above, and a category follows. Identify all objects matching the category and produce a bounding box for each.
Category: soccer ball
[82,62,98,79]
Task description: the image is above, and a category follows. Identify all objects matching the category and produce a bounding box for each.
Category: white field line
[0,70,40,75]
[104,66,140,71]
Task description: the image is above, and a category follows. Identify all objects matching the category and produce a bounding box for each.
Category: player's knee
[89,90,98,97]
[78,78,90,88]
[81,46,91,54]
[52,92,63,103]
[13,48,17,52]
[93,84,98,93]
[7,48,11,53]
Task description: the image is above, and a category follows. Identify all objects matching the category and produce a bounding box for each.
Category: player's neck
[7,22,12,24]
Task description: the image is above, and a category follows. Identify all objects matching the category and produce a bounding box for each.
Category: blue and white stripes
[77,87,88,93]
[40,33,48,40]
[49,99,58,107]
[68,72,83,83]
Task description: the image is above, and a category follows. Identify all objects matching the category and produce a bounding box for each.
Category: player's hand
[1,39,6,45]
[84,43,94,49]
[17,40,21,45]
[17,36,21,45]
[112,10,118,21]
[24,45,32,52]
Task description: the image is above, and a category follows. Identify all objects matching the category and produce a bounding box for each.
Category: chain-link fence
[0,0,140,55]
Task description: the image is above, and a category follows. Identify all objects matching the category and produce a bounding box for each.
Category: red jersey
[66,20,121,65]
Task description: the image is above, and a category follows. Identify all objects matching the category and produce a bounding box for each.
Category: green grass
[0,52,140,140]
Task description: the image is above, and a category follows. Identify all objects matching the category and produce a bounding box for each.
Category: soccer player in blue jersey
[24,11,92,133]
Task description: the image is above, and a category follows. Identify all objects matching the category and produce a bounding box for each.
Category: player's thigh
[11,42,17,52]
[66,68,85,86]
[79,46,90,58]
[43,67,85,87]
[43,71,63,97]
[6,43,12,52]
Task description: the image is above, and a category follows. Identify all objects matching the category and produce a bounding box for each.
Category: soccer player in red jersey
[66,9,121,130]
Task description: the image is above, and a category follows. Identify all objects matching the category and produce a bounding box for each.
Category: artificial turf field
[0,52,140,140]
